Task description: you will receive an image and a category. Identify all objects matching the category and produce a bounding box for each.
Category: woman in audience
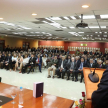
[12,53,18,71]
[16,53,23,73]
[21,54,30,73]
[42,54,47,68]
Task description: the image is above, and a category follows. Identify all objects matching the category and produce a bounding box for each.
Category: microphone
[0,77,1,82]
[88,66,99,83]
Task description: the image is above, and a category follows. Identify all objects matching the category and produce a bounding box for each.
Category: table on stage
[83,68,105,108]
[0,83,74,108]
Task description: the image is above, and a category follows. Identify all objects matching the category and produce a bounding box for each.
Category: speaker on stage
[33,82,44,98]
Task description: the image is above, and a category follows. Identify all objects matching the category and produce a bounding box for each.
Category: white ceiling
[0,0,108,41]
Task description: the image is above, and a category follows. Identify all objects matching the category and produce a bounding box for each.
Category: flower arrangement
[75,92,85,108]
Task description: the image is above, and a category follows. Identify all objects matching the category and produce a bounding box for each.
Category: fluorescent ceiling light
[82,5,89,8]
[101,26,106,28]
[69,32,76,34]
[89,26,99,28]
[100,15,108,18]
[99,32,102,33]
[50,17,62,20]
[70,16,76,19]
[104,35,107,37]
[0,21,7,24]
[42,21,49,23]
[64,17,69,20]
[70,27,75,28]
[95,32,98,33]
[78,32,84,33]
[104,32,107,33]
[62,27,67,29]
[79,15,95,19]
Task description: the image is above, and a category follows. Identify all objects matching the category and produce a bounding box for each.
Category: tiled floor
[0,68,85,107]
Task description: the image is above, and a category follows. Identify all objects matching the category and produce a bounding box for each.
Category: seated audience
[16,53,23,73]
[36,54,42,72]
[87,58,96,68]
[12,53,18,71]
[47,56,58,78]
[21,54,30,74]
[25,54,35,74]
[42,54,47,68]
[67,57,75,81]
[4,53,12,71]
[74,57,86,83]
[56,56,67,79]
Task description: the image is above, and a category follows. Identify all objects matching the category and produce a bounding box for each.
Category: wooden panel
[0,83,74,108]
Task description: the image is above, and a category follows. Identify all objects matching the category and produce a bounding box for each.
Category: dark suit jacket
[58,59,67,69]
[92,68,108,108]
[74,60,80,70]
[5,56,12,63]
[36,57,42,64]
[67,61,75,70]
[96,64,104,68]
[29,57,36,66]
[87,63,96,68]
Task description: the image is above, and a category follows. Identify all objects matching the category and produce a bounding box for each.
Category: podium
[83,68,105,108]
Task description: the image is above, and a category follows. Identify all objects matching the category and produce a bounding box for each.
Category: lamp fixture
[32,13,37,16]
[82,5,89,8]
[0,18,3,20]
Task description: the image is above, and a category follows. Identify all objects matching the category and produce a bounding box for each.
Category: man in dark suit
[36,54,42,72]
[56,56,67,79]
[66,55,71,64]
[5,53,12,70]
[87,58,96,68]
[72,56,80,81]
[26,54,36,74]
[92,65,108,108]
[83,50,88,55]
[66,57,75,81]
[74,57,86,83]
[96,60,104,68]
[55,48,59,53]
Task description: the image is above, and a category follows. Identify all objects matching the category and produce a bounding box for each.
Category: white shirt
[23,58,29,64]
[12,56,17,61]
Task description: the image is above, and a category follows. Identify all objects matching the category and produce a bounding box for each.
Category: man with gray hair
[56,56,67,79]
[96,60,104,68]
[66,57,75,81]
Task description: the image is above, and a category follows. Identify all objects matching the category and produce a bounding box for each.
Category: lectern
[83,68,105,108]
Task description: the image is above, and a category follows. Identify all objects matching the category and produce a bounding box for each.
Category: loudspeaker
[33,82,44,98]
[0,77,1,82]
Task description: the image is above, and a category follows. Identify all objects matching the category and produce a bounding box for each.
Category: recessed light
[82,5,89,8]
[32,13,37,16]
[0,18,3,20]
[5,35,7,36]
